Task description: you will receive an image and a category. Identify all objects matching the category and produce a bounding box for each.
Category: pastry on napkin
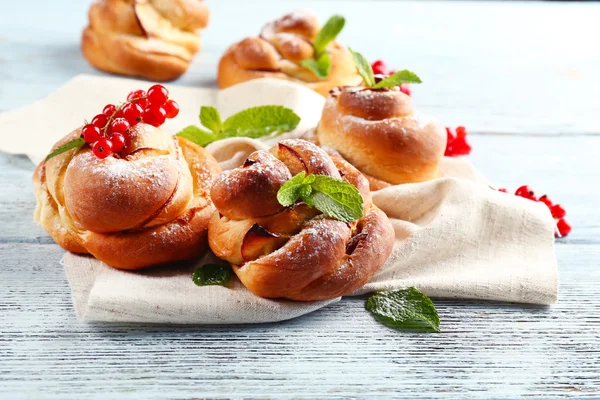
[0,75,558,323]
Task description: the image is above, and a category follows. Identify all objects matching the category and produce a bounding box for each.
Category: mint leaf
[366,287,440,333]
[200,106,223,133]
[45,138,86,161]
[301,53,331,79]
[223,106,301,139]
[176,125,217,147]
[277,171,307,207]
[373,69,422,89]
[313,15,345,55]
[276,173,364,223]
[349,48,375,88]
[305,175,363,223]
[192,264,232,287]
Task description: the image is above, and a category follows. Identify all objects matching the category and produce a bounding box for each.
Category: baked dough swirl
[316,85,447,190]
[217,10,361,96]
[208,139,394,301]
[33,123,221,270]
[82,0,209,81]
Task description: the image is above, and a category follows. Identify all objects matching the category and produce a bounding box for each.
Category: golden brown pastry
[82,0,209,81]
[316,85,447,190]
[217,11,361,96]
[208,139,394,301]
[33,123,221,270]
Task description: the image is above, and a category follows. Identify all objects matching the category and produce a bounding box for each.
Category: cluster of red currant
[498,186,571,237]
[81,84,179,159]
[370,60,411,96]
[445,126,472,157]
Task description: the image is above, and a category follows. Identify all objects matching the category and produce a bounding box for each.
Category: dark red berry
[92,138,113,159]
[498,188,508,193]
[82,124,102,143]
[103,104,117,117]
[147,84,169,106]
[515,185,536,201]
[399,84,411,96]
[110,117,130,135]
[371,60,389,76]
[163,99,179,119]
[556,218,572,237]
[122,103,144,125]
[539,195,553,209]
[91,114,108,129]
[551,204,566,219]
[109,133,126,153]
[144,105,167,127]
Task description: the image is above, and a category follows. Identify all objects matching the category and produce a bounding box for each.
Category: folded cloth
[0,75,558,324]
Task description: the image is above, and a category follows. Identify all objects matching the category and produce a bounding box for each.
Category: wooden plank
[1,1,599,134]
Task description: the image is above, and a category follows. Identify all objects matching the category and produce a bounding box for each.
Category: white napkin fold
[0,75,558,324]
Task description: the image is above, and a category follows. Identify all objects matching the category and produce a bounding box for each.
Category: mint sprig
[45,138,86,161]
[176,105,300,147]
[192,264,232,287]
[301,15,345,79]
[350,49,422,89]
[366,287,440,333]
[277,172,363,223]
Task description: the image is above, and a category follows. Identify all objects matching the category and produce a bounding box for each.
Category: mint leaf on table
[366,287,440,333]
[313,15,345,55]
[373,70,422,89]
[45,138,86,161]
[192,264,232,287]
[276,173,364,223]
[301,53,331,79]
[199,106,223,133]
[176,105,300,147]
[349,48,375,88]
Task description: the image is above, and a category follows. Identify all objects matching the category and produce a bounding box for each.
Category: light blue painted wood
[1,1,599,399]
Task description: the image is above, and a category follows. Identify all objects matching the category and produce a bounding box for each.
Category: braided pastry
[208,139,394,301]
[82,0,209,81]
[33,123,221,270]
[217,11,361,97]
[316,85,447,190]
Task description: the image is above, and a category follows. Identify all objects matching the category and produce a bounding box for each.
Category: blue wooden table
[1,1,599,398]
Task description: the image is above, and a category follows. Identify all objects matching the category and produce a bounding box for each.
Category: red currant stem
[101,96,147,137]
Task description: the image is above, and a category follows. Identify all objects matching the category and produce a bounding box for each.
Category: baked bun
[217,11,361,96]
[316,85,447,189]
[33,123,221,270]
[208,139,394,301]
[82,0,209,81]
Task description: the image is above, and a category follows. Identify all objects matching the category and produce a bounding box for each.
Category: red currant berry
[556,218,572,237]
[110,117,130,135]
[144,105,167,127]
[103,104,117,117]
[371,60,388,76]
[127,89,146,102]
[147,84,169,106]
[82,124,102,143]
[163,99,180,119]
[92,138,113,159]
[456,126,467,139]
[551,204,566,219]
[399,84,411,96]
[538,195,553,209]
[515,185,536,200]
[109,133,126,153]
[122,103,144,125]
[91,114,109,129]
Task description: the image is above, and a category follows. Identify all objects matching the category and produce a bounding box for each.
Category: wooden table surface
[1,1,599,398]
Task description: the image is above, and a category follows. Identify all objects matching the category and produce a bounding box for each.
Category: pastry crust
[316,85,447,187]
[217,11,361,96]
[33,123,221,270]
[81,0,209,81]
[208,139,394,301]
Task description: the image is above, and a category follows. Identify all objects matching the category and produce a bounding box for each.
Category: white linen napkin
[0,75,558,324]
